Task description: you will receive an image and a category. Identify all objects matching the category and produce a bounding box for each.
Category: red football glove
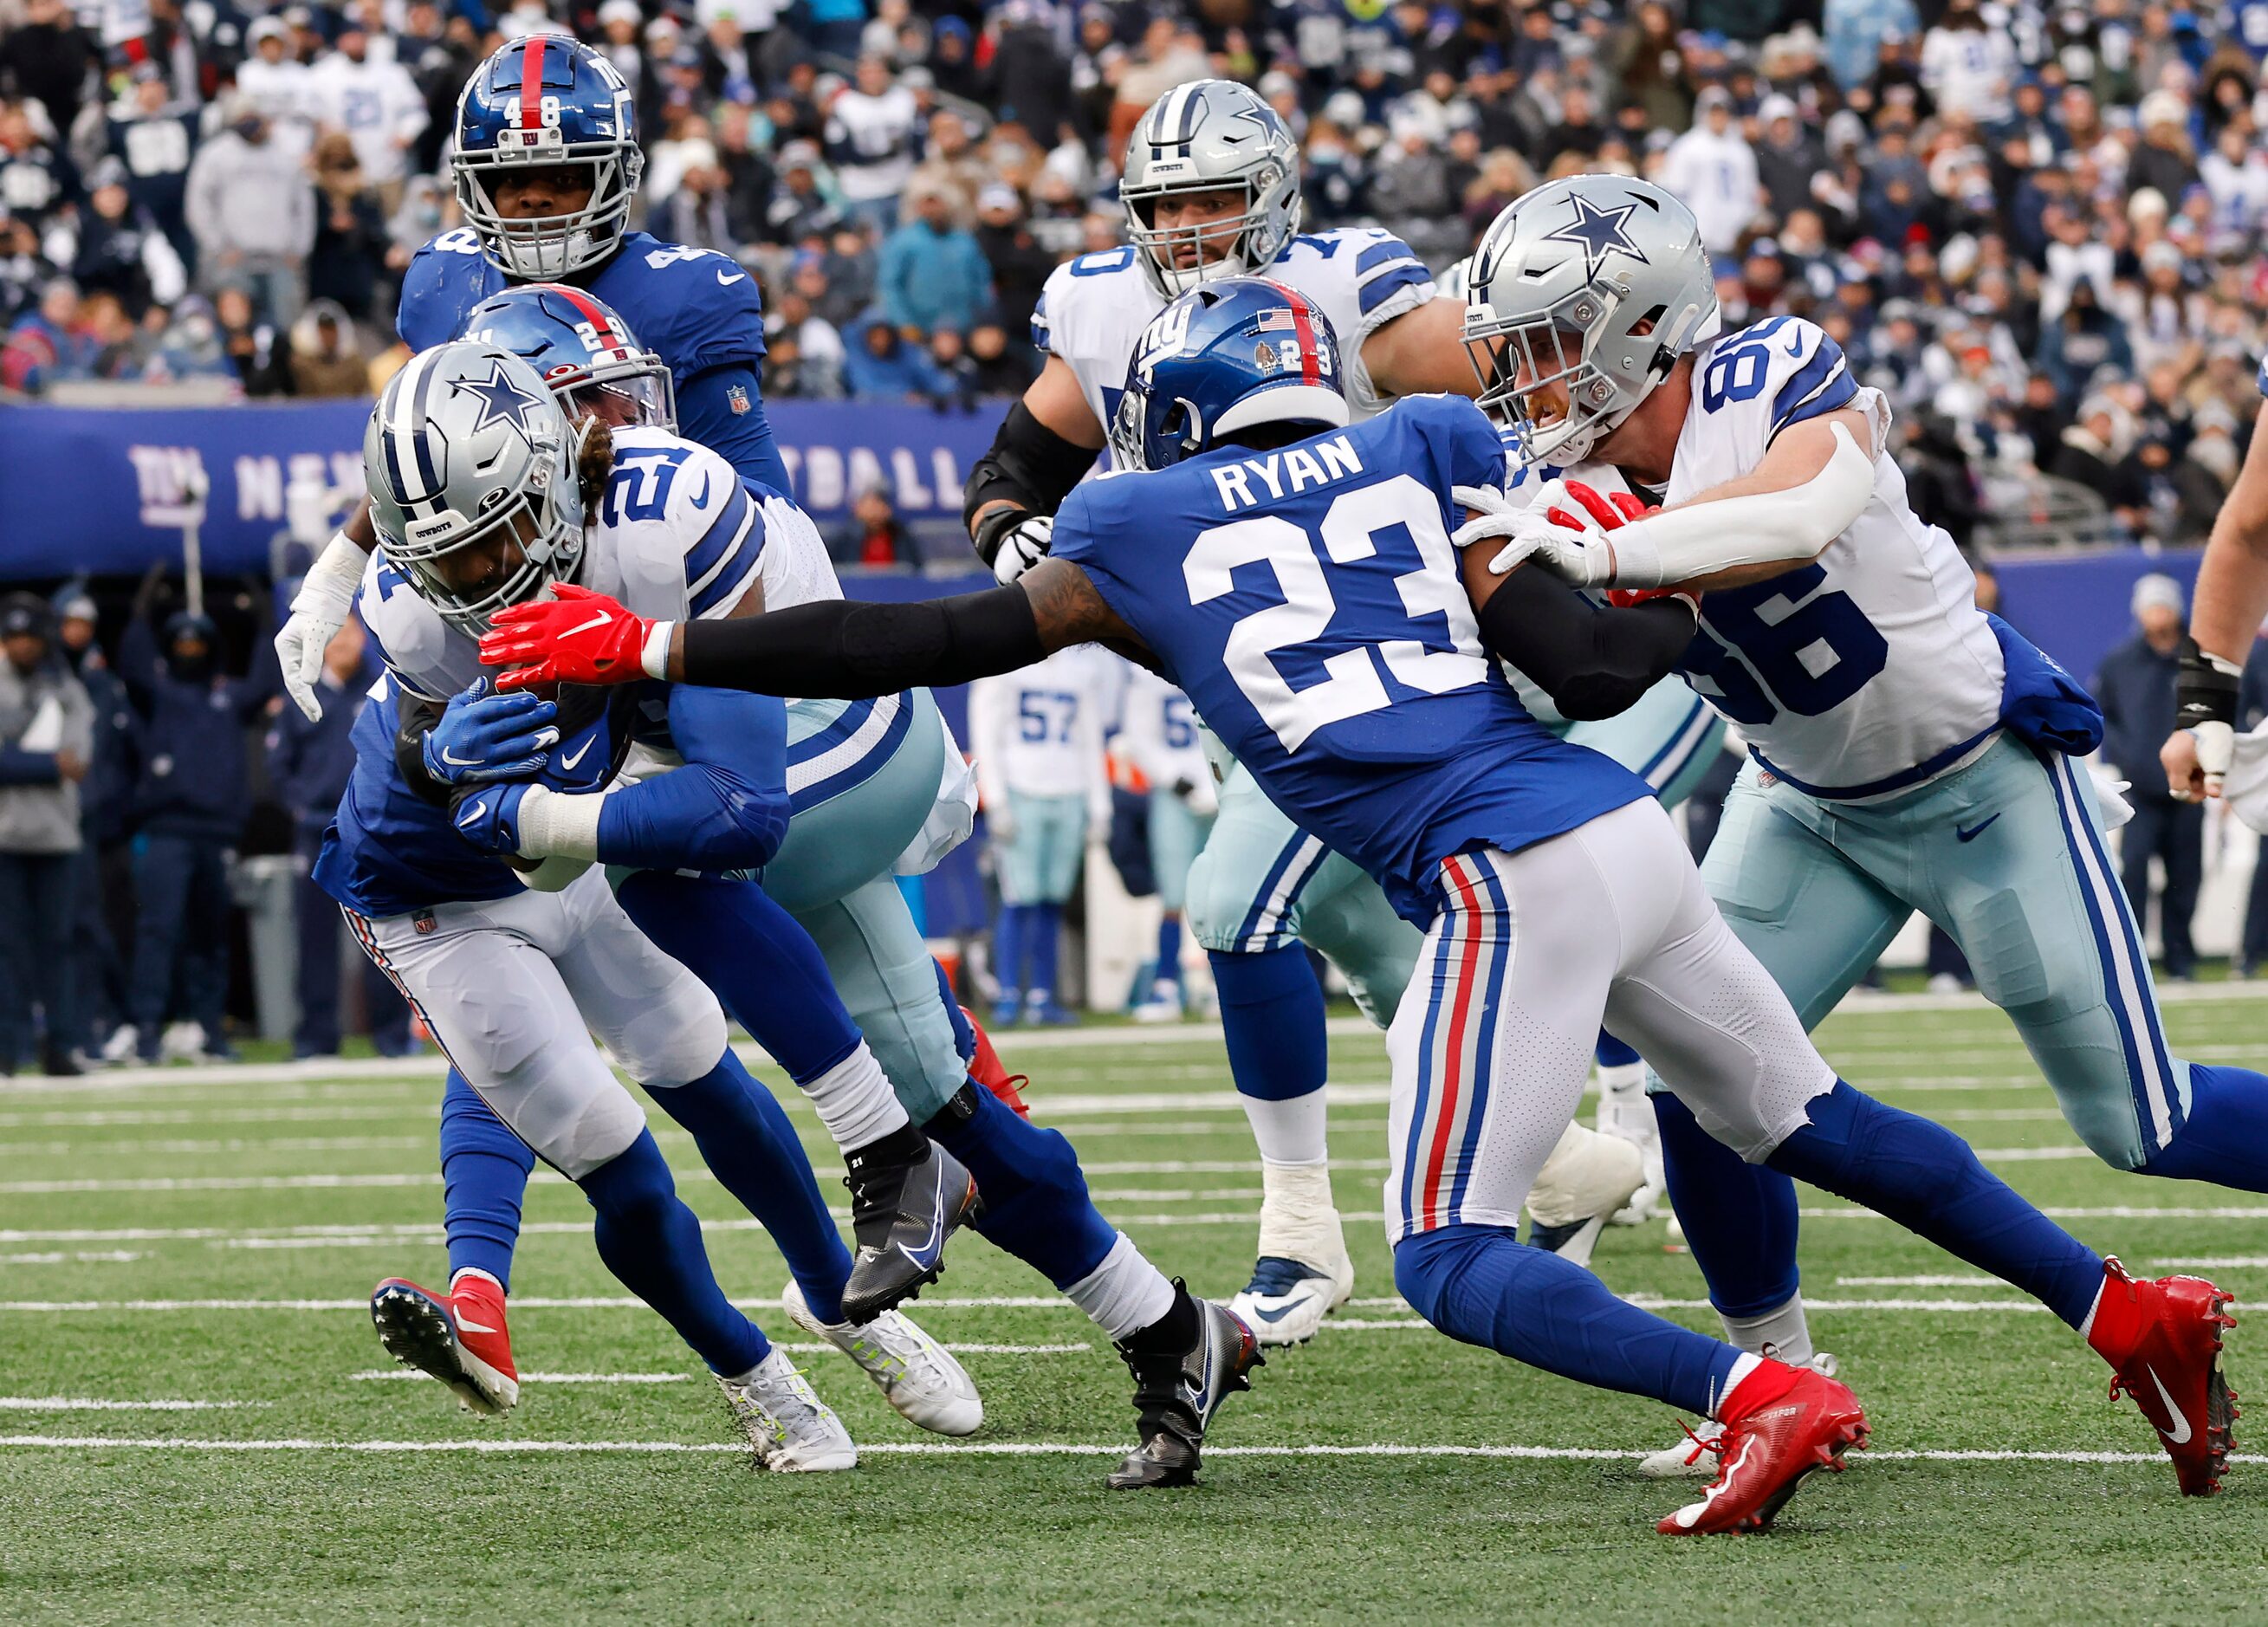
[478,583,654,694]
[1543,482,1649,535]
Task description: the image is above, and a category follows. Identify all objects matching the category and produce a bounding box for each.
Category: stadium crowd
[4,0,2268,548]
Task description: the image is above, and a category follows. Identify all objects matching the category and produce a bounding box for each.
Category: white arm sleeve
[1603,420,1877,589]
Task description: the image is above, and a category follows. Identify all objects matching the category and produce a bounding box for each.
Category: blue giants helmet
[460,283,677,431]
[453,36,642,279]
[1109,276,1349,472]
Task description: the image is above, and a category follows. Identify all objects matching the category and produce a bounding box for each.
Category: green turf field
[4,989,2268,1624]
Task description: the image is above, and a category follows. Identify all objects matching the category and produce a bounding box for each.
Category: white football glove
[1450,478,1622,587]
[983,514,1055,586]
[277,531,369,722]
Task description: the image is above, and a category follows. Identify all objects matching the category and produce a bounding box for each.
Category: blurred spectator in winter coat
[0,593,92,1076]
[878,185,992,339]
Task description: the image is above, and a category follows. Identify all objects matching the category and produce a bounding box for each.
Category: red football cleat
[371,1272,521,1416]
[2086,1256,2239,1495]
[962,1006,1030,1118]
[1657,1362,1869,1535]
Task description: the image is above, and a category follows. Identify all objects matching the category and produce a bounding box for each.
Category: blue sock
[1655,1091,1803,1319]
[1767,1081,2103,1329]
[1155,915,1183,993]
[1027,904,1061,1004]
[933,958,976,1065]
[439,1068,535,1292]
[1594,1029,1642,1069]
[995,904,1024,1006]
[1212,943,1327,1101]
[616,872,861,1083]
[924,1084,1116,1287]
[649,1051,852,1325]
[579,1129,769,1376]
[1395,1224,1743,1416]
[2141,1064,2268,1189]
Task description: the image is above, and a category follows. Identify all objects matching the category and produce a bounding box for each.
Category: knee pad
[607,969,729,1089]
[1182,841,1251,953]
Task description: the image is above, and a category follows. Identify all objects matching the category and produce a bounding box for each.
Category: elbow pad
[597,764,791,872]
[1605,421,1878,588]
[1478,569,1698,723]
[962,399,1100,540]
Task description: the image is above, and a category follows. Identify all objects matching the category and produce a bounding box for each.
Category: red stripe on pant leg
[343,909,459,1076]
[1420,855,1490,1229]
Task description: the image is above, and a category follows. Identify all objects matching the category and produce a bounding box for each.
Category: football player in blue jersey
[485,277,2239,1532]
[275,33,785,727]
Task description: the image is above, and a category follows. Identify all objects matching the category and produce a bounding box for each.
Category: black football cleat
[839,1138,981,1325]
[1107,1286,1263,1489]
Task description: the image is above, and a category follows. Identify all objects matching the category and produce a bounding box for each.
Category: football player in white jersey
[1455,173,2263,1492]
[1118,664,1215,1020]
[960,78,1646,1340]
[365,325,1262,1488]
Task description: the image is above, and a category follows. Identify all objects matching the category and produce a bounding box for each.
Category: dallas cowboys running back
[360,326,1262,1489]
[482,276,2241,1529]
[1455,172,2261,1489]
[326,342,978,1468]
[962,78,1650,1339]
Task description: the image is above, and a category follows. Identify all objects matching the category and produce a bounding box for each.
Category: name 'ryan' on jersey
[1048,392,1646,925]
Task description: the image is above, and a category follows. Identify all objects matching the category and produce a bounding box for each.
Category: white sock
[449,1267,502,1296]
[1720,1294,1813,1363]
[1063,1231,1176,1340]
[1240,1089,1328,1165]
[1709,1352,1765,1418]
[799,1042,909,1153]
[1597,1061,1647,1104]
[1254,1157,1347,1270]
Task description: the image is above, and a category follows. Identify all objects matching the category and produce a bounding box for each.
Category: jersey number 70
[1183,474,1489,754]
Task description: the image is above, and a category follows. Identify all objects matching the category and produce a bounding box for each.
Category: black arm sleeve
[962,399,1103,537]
[679,586,1046,698]
[392,692,453,809]
[1474,569,1698,723]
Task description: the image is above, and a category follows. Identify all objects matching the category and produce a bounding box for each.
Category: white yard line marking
[349,1345,1094,1384]
[1836,1275,2007,1288]
[0,1251,142,1264]
[0,1434,2252,1468]
[0,1293,2057,1316]
[2148,1256,2268,1268]
[0,1136,428,1158]
[0,1398,261,1410]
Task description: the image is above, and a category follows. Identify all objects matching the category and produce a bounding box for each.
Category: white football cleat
[1638,1350,1840,1478]
[782,1279,982,1436]
[1594,1061,1665,1225]
[1230,1159,1355,1346]
[717,1348,859,1472]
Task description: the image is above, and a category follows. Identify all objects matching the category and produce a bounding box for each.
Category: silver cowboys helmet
[363,340,586,632]
[1121,78,1302,300]
[1462,175,1718,469]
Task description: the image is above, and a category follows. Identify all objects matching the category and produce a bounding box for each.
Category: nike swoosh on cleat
[2147,1365,2193,1443]
[894,1158,949,1272]
[454,1314,497,1336]
[560,612,613,638]
[558,738,593,771]
[1251,1294,1314,1324]
[1956,814,2000,842]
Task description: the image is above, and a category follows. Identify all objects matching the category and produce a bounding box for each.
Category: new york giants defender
[366,335,1259,1490]
[484,278,2240,1529]
[1455,174,2254,1492]
[961,78,1646,1339]
[274,34,784,724]
[327,344,978,1469]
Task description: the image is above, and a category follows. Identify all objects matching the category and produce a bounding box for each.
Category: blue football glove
[424,678,561,786]
[450,781,530,856]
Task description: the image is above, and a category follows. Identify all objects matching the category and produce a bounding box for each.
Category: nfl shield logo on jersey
[727,384,751,415]
[413,911,438,936]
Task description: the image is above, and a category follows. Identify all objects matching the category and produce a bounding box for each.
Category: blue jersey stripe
[688,550,758,619]
[787,697,878,767]
[1358,263,1431,316]
[1769,339,1847,433]
[684,478,753,582]
[1772,366,1857,438]
[1356,238,1413,275]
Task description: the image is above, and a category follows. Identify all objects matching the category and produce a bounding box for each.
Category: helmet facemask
[454,149,642,280]
[554,351,677,431]
[1465,284,1647,470]
[1124,172,1293,299]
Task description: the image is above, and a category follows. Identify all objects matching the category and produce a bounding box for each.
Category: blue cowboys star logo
[456,360,545,439]
[1543,192,1647,280]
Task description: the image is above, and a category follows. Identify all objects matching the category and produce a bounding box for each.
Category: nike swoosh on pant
[2148,1365,2193,1443]
[1956,814,2001,842]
